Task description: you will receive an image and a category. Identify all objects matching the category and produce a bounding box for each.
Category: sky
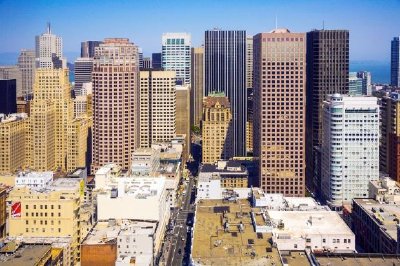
[0,0,399,62]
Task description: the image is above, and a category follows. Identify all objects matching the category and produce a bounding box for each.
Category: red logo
[11,202,21,218]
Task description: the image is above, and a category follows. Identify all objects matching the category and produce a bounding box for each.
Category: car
[178,248,182,255]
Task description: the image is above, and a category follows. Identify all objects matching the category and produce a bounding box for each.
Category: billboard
[11,202,21,218]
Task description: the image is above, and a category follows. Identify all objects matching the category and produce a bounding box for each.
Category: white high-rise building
[35,23,65,69]
[321,94,379,208]
[161,33,191,85]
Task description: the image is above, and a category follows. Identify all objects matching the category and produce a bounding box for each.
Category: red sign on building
[11,202,21,218]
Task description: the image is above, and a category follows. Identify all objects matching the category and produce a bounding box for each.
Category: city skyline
[0,0,399,62]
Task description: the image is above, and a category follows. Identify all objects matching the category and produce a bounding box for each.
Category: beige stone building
[246,36,253,90]
[176,85,191,156]
[0,113,29,174]
[190,47,204,127]
[92,38,139,173]
[202,95,233,164]
[18,49,36,98]
[67,115,92,173]
[253,29,306,196]
[139,70,176,148]
[7,178,86,265]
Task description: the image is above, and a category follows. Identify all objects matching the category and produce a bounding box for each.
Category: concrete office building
[91,38,140,173]
[205,29,247,157]
[349,72,363,96]
[74,57,93,96]
[391,36,400,87]
[0,79,17,114]
[357,71,372,95]
[253,28,306,196]
[0,66,21,99]
[162,33,191,85]
[305,30,349,195]
[380,92,400,182]
[67,116,92,173]
[321,94,379,208]
[139,70,176,148]
[81,40,102,58]
[152,53,162,69]
[176,85,191,156]
[369,176,400,204]
[202,95,233,164]
[30,68,73,172]
[18,49,36,98]
[142,57,151,69]
[35,23,65,69]
[190,46,204,127]
[0,113,29,174]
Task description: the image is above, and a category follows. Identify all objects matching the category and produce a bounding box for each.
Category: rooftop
[0,244,51,266]
[200,161,248,175]
[353,198,400,240]
[203,95,230,109]
[313,253,400,266]
[192,199,283,266]
[83,221,120,245]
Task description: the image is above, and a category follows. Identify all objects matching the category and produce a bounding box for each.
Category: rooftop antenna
[47,22,51,34]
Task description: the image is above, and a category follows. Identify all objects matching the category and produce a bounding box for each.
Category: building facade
[357,71,372,95]
[0,66,21,99]
[152,53,162,69]
[18,49,36,98]
[176,85,190,155]
[74,57,93,96]
[0,79,17,115]
[205,29,247,157]
[391,36,400,87]
[253,29,306,196]
[35,24,64,69]
[349,72,363,96]
[81,41,102,58]
[161,33,191,85]
[202,95,233,164]
[321,94,379,208]
[139,70,176,148]
[92,38,139,173]
[305,30,349,195]
[190,46,204,127]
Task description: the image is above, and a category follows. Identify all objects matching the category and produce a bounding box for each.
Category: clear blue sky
[0,0,399,61]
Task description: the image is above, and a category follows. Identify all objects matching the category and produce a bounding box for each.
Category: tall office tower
[0,66,22,98]
[246,36,254,155]
[349,72,363,96]
[246,36,253,90]
[74,58,93,96]
[92,38,139,173]
[176,85,191,155]
[35,23,64,69]
[391,37,400,87]
[0,79,17,114]
[139,70,176,148]
[30,68,73,171]
[152,53,162,69]
[0,113,29,174]
[142,57,151,69]
[162,33,191,85]
[81,41,102,58]
[190,47,204,127]
[67,116,92,173]
[205,30,246,156]
[380,92,400,182]
[305,30,349,195]
[321,94,379,208]
[202,94,233,164]
[18,50,36,98]
[253,29,306,196]
[357,71,372,95]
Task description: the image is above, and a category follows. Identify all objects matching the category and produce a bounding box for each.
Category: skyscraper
[152,53,162,69]
[246,36,254,155]
[35,23,64,69]
[176,85,191,156]
[139,70,176,148]
[190,46,204,127]
[81,41,102,58]
[391,37,400,87]
[18,49,36,98]
[91,38,139,173]
[305,29,349,195]
[204,29,246,156]
[357,71,372,95]
[202,94,233,164]
[74,58,93,96]
[246,36,253,90]
[349,72,363,96]
[253,28,306,196]
[162,33,191,85]
[142,57,151,69]
[321,94,379,208]
[0,66,22,98]
[380,92,400,182]
[0,79,17,114]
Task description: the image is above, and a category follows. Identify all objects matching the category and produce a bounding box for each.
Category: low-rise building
[131,148,160,176]
[0,243,55,266]
[352,198,400,253]
[15,171,53,188]
[197,160,250,201]
[369,176,400,203]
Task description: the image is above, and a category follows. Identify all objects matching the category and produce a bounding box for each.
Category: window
[322,239,326,243]
[306,238,311,243]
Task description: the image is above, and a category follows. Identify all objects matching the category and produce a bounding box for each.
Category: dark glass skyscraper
[152,53,162,69]
[306,30,349,196]
[81,41,102,58]
[204,30,246,156]
[0,79,17,115]
[391,37,400,87]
